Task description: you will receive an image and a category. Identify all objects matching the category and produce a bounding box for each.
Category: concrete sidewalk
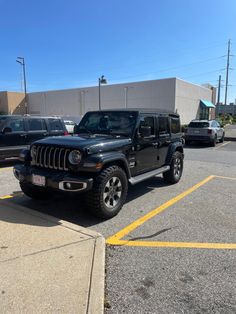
[0,200,105,314]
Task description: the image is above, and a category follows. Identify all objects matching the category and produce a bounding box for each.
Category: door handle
[20,134,26,137]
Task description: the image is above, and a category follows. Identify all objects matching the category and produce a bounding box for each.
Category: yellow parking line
[0,195,13,200]
[106,175,215,244]
[214,175,236,180]
[214,141,230,150]
[108,240,236,250]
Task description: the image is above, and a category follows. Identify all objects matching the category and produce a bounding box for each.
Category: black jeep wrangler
[14,109,184,219]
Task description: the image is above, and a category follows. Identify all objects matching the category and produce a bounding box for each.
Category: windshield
[77,111,137,136]
[0,117,7,130]
[188,122,209,128]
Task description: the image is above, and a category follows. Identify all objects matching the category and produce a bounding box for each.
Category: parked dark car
[185,120,224,146]
[14,109,184,219]
[0,115,68,160]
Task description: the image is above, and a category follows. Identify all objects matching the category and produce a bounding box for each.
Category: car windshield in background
[0,117,7,129]
[77,111,137,136]
[189,122,209,128]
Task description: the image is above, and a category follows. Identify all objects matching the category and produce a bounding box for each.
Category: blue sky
[0,0,236,103]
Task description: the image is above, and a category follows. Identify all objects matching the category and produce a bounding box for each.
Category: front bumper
[14,164,93,193]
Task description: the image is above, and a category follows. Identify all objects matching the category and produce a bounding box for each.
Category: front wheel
[163,151,183,184]
[20,181,51,200]
[86,166,128,219]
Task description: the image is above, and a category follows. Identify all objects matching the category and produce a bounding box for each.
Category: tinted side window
[170,117,180,134]
[158,117,169,135]
[48,119,63,131]
[139,116,155,136]
[28,119,46,131]
[6,119,24,132]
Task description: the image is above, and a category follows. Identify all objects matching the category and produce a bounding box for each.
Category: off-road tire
[20,181,51,200]
[163,151,183,184]
[219,133,225,143]
[86,166,128,219]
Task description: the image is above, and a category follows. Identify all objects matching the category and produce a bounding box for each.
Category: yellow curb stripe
[0,195,13,200]
[106,175,215,244]
[0,167,12,171]
[108,240,236,250]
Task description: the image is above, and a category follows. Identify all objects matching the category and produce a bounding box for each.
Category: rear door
[47,118,66,136]
[156,115,171,167]
[0,117,27,158]
[213,121,224,139]
[25,118,49,144]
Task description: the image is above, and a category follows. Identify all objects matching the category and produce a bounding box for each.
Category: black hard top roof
[0,115,62,119]
[87,108,179,117]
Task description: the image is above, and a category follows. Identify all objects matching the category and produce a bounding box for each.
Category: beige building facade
[0,91,26,115]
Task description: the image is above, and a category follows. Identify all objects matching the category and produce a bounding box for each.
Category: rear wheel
[219,133,225,143]
[163,151,183,184]
[86,166,128,219]
[20,182,51,200]
[210,135,217,147]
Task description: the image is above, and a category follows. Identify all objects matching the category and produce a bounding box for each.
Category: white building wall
[28,78,176,119]
[27,78,213,124]
[175,79,213,124]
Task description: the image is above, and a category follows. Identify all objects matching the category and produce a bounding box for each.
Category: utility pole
[224,39,231,105]
[217,75,221,105]
[16,57,28,114]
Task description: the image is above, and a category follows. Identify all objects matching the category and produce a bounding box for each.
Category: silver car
[185,120,224,146]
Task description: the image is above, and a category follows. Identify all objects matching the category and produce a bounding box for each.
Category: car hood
[34,135,132,154]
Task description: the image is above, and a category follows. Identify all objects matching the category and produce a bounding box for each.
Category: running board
[129,165,170,185]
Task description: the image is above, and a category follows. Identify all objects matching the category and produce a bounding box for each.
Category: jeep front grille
[34,145,70,171]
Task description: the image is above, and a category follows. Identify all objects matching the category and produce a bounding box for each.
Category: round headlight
[30,145,37,159]
[68,150,82,165]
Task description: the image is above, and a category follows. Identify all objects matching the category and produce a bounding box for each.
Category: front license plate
[32,174,46,186]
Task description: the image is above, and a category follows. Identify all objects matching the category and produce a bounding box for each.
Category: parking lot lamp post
[98,75,107,110]
[16,57,28,114]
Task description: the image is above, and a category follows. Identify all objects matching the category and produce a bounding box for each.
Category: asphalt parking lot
[0,141,236,313]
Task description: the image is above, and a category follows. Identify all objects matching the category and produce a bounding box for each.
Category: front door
[134,115,159,174]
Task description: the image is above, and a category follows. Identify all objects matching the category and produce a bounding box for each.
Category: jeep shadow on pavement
[14,109,184,219]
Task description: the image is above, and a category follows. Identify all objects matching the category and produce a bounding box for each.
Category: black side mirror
[3,127,12,134]
[140,126,151,137]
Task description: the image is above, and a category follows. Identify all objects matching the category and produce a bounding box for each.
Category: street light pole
[124,86,134,108]
[16,57,28,114]
[98,75,107,110]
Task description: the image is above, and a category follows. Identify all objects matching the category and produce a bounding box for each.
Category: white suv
[185,120,224,146]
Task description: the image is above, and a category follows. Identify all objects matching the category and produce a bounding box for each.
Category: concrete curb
[225,137,236,141]
[87,236,105,314]
[0,199,105,314]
